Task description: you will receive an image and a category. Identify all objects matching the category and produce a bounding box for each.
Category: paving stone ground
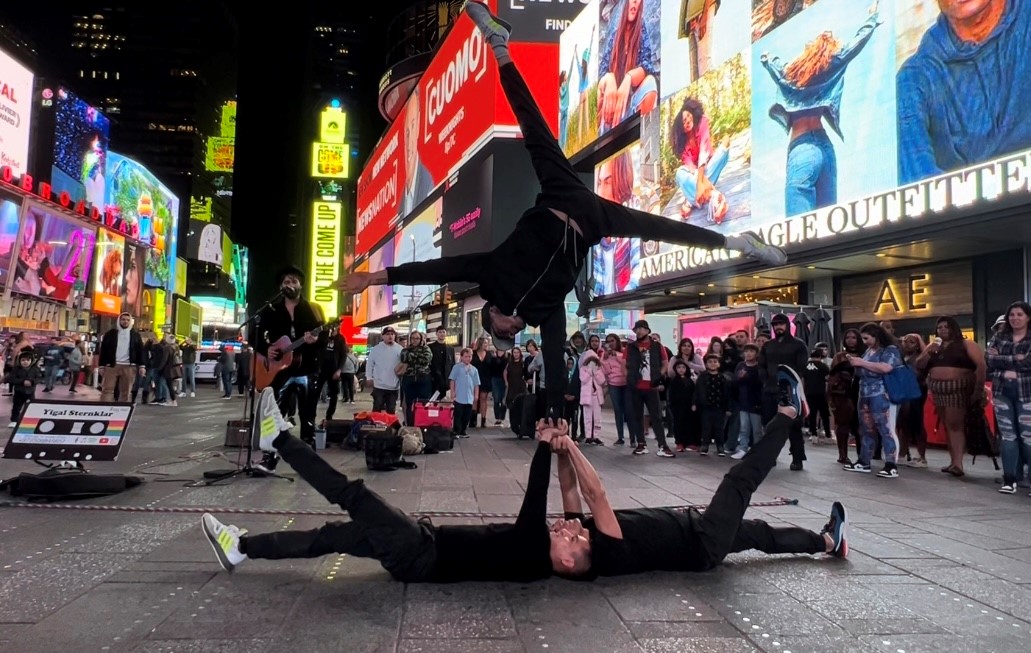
[1,385,1030,653]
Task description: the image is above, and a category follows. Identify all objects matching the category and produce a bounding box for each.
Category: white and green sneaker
[202,513,247,572]
[257,387,290,452]
[727,231,787,267]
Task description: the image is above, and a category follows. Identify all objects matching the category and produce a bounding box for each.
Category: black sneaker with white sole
[776,364,808,419]
[821,502,849,558]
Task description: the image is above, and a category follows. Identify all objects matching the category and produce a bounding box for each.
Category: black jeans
[499,61,727,417]
[699,408,726,452]
[236,372,250,397]
[626,386,668,449]
[563,400,580,440]
[340,373,356,403]
[274,374,318,444]
[453,402,472,436]
[314,373,342,421]
[807,394,831,436]
[241,432,437,582]
[762,392,806,463]
[695,413,825,569]
[372,388,399,414]
[10,392,30,422]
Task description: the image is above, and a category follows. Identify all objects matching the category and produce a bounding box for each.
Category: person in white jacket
[579,350,606,446]
[367,327,404,413]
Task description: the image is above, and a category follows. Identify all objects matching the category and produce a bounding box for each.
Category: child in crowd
[578,350,606,446]
[694,354,730,455]
[668,360,696,452]
[448,348,479,438]
[730,343,763,459]
[5,351,41,427]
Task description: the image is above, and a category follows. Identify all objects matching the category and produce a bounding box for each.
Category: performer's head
[276,266,305,300]
[481,304,525,352]
[548,517,592,577]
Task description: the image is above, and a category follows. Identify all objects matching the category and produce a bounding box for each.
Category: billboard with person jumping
[574,0,1031,295]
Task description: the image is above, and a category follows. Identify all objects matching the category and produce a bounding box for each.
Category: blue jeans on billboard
[785,129,837,216]
[600,75,658,134]
[858,394,899,467]
[993,380,1031,486]
[608,384,628,443]
[674,146,729,207]
[491,377,507,421]
[182,363,196,394]
[559,110,568,150]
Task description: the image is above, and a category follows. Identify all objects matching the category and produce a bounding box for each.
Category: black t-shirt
[578,508,709,577]
[429,442,553,582]
[803,360,830,396]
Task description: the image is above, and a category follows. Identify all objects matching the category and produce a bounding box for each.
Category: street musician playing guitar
[253,266,326,471]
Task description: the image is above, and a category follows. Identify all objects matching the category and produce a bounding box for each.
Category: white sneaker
[190,392,196,398]
[731,450,746,460]
[201,513,247,572]
[257,387,290,451]
[7,421,15,428]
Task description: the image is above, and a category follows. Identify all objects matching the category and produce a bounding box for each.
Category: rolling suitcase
[516,372,538,439]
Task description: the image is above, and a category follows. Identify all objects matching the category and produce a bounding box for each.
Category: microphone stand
[197,291,294,486]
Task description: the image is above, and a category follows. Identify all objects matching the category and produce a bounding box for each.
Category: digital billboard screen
[105,151,180,291]
[585,0,1031,295]
[0,46,34,176]
[393,197,443,313]
[8,201,95,306]
[186,219,223,266]
[122,242,146,317]
[0,195,22,291]
[93,228,125,315]
[52,88,110,207]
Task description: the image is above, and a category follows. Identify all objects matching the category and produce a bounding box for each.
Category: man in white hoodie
[98,312,146,402]
[367,327,403,413]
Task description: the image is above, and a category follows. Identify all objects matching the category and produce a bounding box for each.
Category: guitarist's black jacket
[256,298,327,378]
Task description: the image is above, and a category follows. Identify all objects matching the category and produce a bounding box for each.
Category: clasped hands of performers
[534,418,576,454]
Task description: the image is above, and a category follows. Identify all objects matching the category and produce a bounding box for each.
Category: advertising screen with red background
[356,2,559,259]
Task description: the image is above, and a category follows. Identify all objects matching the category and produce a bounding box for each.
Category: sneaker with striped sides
[257,387,291,452]
[201,513,247,572]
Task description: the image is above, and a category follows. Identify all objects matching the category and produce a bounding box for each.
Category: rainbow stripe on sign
[105,420,127,435]
[16,417,40,435]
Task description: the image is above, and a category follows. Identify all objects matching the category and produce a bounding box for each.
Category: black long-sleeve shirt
[388,210,585,418]
[429,441,554,582]
[255,299,327,377]
[757,334,809,394]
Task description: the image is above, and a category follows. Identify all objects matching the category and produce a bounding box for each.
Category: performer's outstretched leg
[201,389,435,580]
[693,366,825,568]
[465,1,786,267]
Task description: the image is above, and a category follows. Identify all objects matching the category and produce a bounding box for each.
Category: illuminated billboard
[583,0,1031,295]
[51,88,110,207]
[186,219,223,266]
[93,228,126,315]
[205,137,235,172]
[320,107,346,143]
[6,201,96,306]
[0,46,33,176]
[122,242,146,317]
[309,201,342,318]
[220,101,236,138]
[311,142,350,179]
[105,151,180,293]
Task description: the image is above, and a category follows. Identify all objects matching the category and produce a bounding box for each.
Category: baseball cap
[633,319,651,332]
[771,313,790,325]
[994,314,1007,327]
[381,326,396,335]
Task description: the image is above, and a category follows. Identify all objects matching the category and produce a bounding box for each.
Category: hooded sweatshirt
[100,318,145,367]
[898,0,1031,184]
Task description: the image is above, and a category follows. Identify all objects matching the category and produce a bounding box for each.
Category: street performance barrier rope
[0,498,799,519]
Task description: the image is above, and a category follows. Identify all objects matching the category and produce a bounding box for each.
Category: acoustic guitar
[254,318,343,391]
